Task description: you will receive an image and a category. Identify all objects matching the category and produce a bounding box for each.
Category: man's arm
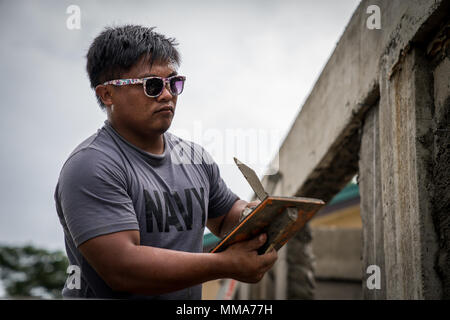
[78,229,277,295]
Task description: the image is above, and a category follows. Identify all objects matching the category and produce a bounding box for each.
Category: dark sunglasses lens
[145,78,164,97]
[170,77,185,95]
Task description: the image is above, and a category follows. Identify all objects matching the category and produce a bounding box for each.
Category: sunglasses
[102,75,186,98]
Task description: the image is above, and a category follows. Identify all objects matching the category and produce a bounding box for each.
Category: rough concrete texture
[378,47,443,299]
[286,224,315,299]
[358,104,387,299]
[432,55,450,299]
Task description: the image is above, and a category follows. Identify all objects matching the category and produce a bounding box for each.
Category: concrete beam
[263,0,447,202]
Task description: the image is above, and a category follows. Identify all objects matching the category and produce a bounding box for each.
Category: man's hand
[208,199,264,238]
[218,233,278,283]
[239,200,261,222]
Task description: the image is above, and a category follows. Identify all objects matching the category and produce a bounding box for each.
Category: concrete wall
[245,0,449,300]
[312,228,362,281]
[315,280,362,300]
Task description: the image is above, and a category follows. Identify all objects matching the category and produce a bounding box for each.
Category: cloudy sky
[0,0,360,252]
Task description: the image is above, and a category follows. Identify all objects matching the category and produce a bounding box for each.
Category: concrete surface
[311,227,362,281]
[359,104,387,299]
[315,280,362,300]
[432,53,450,299]
[245,0,449,300]
[378,48,441,299]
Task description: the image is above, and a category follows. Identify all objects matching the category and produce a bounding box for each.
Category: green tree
[0,244,69,299]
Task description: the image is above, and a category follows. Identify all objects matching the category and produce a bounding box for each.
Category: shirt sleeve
[202,149,240,219]
[57,148,139,247]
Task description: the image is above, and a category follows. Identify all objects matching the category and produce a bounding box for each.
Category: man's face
[106,56,179,137]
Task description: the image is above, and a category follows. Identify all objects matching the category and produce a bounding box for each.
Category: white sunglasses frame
[101,75,186,98]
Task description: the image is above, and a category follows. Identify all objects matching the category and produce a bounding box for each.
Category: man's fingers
[246,200,261,208]
[226,235,278,283]
[245,233,267,250]
[260,248,278,268]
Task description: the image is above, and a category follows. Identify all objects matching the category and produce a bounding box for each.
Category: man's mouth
[154,105,174,114]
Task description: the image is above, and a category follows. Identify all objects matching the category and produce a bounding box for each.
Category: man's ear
[95,85,114,107]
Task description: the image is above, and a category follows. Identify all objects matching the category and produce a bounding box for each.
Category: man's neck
[108,121,165,155]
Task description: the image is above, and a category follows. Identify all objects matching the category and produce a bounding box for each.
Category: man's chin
[153,121,172,135]
[156,127,170,135]
[144,115,173,135]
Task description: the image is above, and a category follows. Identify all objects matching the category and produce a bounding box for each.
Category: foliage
[0,244,68,299]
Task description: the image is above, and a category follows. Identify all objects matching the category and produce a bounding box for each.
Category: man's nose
[157,82,173,101]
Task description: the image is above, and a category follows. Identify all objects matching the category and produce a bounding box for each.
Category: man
[54,25,277,299]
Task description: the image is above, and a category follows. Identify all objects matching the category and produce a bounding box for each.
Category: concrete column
[359,102,387,299]
[286,225,315,299]
[377,48,441,299]
[274,245,287,299]
[431,50,450,299]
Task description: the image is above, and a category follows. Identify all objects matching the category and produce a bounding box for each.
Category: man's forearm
[105,200,264,295]
[217,199,248,237]
[79,208,275,297]
[112,245,229,295]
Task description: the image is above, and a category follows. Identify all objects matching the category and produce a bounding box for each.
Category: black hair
[86,25,181,109]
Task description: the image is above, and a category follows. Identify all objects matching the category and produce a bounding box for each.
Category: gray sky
[0,0,360,251]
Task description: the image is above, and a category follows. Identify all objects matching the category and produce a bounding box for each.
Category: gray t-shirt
[54,120,239,299]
